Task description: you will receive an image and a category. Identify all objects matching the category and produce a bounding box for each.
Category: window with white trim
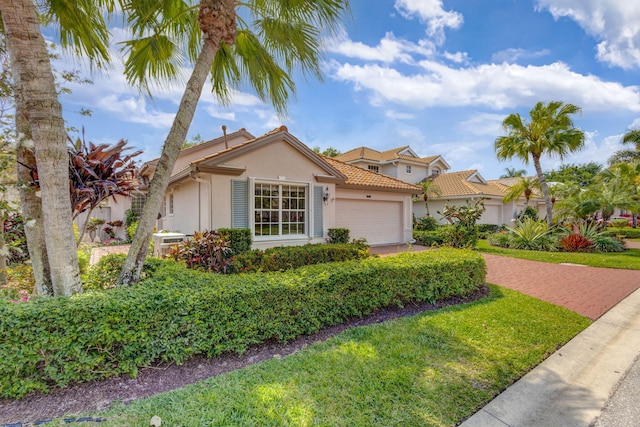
[169,194,174,215]
[406,165,412,174]
[368,165,379,173]
[254,183,306,236]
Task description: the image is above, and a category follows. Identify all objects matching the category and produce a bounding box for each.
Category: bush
[603,228,640,239]
[1,265,34,302]
[414,216,439,231]
[217,228,252,255]
[327,228,350,244]
[592,235,625,253]
[487,232,511,248]
[4,213,28,265]
[126,220,138,242]
[507,218,557,251]
[228,243,369,274]
[610,219,631,228]
[559,234,593,252]
[439,224,479,248]
[0,248,485,398]
[413,230,443,246]
[166,230,232,273]
[83,254,126,290]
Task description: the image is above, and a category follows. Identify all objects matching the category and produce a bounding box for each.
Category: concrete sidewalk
[460,286,640,426]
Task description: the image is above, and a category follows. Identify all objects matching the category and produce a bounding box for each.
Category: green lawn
[89,285,589,427]
[476,239,640,269]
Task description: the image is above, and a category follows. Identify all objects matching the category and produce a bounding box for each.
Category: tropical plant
[417,178,441,216]
[118,0,350,286]
[499,167,527,178]
[495,101,585,228]
[503,176,539,207]
[166,230,232,273]
[506,218,556,251]
[437,198,486,248]
[608,128,640,165]
[544,162,602,187]
[591,235,625,253]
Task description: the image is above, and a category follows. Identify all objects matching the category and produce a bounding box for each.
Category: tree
[609,129,640,165]
[544,162,602,187]
[117,0,349,285]
[502,176,539,207]
[495,101,585,228]
[499,167,526,178]
[313,146,341,157]
[417,178,441,216]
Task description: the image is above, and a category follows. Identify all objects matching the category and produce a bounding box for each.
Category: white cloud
[328,31,435,63]
[543,131,625,168]
[394,0,463,44]
[536,0,640,69]
[491,48,551,64]
[459,113,505,136]
[95,95,176,128]
[331,60,640,112]
[443,51,469,64]
[385,110,415,120]
[206,108,236,121]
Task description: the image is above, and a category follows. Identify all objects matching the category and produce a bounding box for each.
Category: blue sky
[55,0,640,180]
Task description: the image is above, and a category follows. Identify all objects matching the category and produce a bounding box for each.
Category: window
[406,165,412,174]
[254,183,306,236]
[432,168,440,175]
[367,165,379,173]
[169,194,174,215]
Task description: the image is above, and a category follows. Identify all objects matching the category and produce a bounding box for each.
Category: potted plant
[86,217,105,242]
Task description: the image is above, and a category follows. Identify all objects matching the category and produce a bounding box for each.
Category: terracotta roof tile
[335,146,436,165]
[323,156,421,192]
[431,170,507,198]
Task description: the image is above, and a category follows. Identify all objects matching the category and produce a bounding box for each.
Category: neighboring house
[136,126,420,248]
[422,171,545,225]
[335,146,450,182]
[335,146,545,225]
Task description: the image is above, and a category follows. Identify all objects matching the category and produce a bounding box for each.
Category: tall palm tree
[117,0,350,285]
[499,167,527,178]
[417,178,441,216]
[608,128,640,165]
[502,176,539,207]
[495,101,585,228]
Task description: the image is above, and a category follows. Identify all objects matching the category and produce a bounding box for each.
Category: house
[136,126,420,248]
[334,147,545,225]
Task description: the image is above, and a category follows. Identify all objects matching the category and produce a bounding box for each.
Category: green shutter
[231,180,248,229]
[314,186,323,237]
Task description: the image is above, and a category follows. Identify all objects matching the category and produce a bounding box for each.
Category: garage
[336,199,403,245]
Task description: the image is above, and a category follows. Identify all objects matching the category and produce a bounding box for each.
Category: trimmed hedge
[413,230,444,246]
[228,243,369,273]
[217,228,252,255]
[603,227,640,239]
[0,249,485,398]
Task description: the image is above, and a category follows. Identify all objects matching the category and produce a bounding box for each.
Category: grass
[87,285,589,427]
[476,239,640,269]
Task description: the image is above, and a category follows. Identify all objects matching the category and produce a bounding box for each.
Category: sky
[53,0,640,180]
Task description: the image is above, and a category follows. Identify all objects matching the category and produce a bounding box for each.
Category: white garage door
[336,199,403,245]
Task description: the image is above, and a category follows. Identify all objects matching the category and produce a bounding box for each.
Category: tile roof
[323,156,421,192]
[431,170,508,198]
[335,146,436,165]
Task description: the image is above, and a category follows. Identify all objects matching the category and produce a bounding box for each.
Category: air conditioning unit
[152,232,186,257]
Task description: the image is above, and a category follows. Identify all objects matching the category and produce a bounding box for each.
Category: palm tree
[499,167,527,178]
[417,179,441,216]
[117,0,350,285]
[502,176,539,207]
[495,101,585,228]
[608,128,640,165]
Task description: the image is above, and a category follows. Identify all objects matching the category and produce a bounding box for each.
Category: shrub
[507,218,557,251]
[228,243,369,274]
[413,230,443,246]
[603,228,640,239]
[478,224,502,234]
[166,230,232,273]
[517,206,538,221]
[0,248,485,398]
[217,228,252,255]
[439,224,479,249]
[592,235,625,253]
[414,216,439,231]
[327,228,349,244]
[4,213,28,265]
[83,254,126,290]
[487,232,511,248]
[1,265,34,302]
[126,220,138,242]
[610,219,631,228]
[559,234,593,252]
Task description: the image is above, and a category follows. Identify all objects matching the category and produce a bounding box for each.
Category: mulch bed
[0,285,489,425]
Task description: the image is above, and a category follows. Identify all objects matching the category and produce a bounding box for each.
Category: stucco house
[135,126,420,248]
[334,146,544,226]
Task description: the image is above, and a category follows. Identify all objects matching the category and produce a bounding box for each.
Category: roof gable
[323,156,421,193]
[431,170,506,198]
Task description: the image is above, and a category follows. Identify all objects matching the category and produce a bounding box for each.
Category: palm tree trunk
[532,154,553,228]
[2,0,81,296]
[118,39,219,285]
[15,106,53,295]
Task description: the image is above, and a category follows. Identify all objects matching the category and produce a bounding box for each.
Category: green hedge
[0,249,485,398]
[217,228,252,255]
[603,227,640,239]
[228,243,369,273]
[413,230,444,246]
